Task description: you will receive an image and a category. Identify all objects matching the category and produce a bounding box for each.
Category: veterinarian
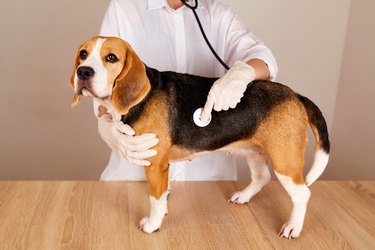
[96,0,278,181]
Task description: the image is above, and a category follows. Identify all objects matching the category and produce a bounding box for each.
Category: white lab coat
[97,0,278,181]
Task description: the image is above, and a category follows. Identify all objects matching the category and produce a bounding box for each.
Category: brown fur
[252,100,308,184]
[110,40,151,115]
[131,92,172,198]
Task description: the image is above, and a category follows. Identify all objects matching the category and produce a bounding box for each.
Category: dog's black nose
[77,66,95,80]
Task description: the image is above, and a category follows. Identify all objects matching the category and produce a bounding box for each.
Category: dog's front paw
[278,222,302,239]
[139,217,160,234]
[229,191,251,204]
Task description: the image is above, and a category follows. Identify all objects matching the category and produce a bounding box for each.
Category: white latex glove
[98,114,159,166]
[200,61,256,123]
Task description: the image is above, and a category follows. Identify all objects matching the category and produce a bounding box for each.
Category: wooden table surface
[0,181,374,250]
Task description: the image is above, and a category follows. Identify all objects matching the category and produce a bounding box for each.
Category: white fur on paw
[139,217,160,234]
[229,191,251,204]
[278,222,302,239]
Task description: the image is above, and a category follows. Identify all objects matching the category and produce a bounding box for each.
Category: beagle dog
[70,36,330,239]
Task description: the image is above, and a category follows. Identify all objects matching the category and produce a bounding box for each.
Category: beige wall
[0,1,111,179]
[1,0,372,180]
[327,0,375,180]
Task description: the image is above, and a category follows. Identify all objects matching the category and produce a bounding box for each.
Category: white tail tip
[305,150,329,186]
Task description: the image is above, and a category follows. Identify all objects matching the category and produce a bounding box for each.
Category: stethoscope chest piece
[193,108,211,127]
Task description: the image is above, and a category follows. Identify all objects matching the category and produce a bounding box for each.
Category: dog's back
[129,67,324,152]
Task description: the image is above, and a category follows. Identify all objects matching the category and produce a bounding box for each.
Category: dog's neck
[95,66,159,124]
[95,97,122,122]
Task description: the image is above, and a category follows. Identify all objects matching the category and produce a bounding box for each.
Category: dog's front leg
[140,155,169,234]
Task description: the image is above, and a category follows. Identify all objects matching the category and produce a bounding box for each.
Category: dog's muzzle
[77,66,95,80]
[75,66,96,97]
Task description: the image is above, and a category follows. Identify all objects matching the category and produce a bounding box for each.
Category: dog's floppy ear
[69,47,81,107]
[112,44,150,115]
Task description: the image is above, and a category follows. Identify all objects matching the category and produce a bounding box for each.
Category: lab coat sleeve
[224,11,278,81]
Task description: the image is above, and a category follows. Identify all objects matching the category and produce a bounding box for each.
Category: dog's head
[70,36,150,114]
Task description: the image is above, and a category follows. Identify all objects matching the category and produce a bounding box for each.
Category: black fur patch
[298,95,330,153]
[124,67,299,151]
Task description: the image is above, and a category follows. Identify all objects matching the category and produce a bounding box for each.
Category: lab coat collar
[148,0,205,11]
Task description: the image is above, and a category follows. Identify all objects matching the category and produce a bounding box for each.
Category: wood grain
[0,181,374,250]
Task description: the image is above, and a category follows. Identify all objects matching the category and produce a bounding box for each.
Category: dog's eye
[106,53,118,63]
[79,50,88,60]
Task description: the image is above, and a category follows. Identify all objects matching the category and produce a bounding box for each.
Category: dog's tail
[298,95,330,186]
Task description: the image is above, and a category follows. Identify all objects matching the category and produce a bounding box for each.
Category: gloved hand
[98,114,159,166]
[200,61,256,123]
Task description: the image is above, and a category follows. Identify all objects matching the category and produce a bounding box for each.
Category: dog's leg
[274,171,311,239]
[268,137,310,239]
[140,156,169,234]
[229,150,271,204]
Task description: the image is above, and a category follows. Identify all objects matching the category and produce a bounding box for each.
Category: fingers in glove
[229,102,238,109]
[213,98,224,111]
[129,133,159,147]
[222,104,230,111]
[130,137,159,152]
[118,133,159,151]
[200,95,215,122]
[127,149,157,159]
[126,149,158,166]
[126,158,152,167]
[116,123,135,136]
[115,148,155,166]
[134,133,158,143]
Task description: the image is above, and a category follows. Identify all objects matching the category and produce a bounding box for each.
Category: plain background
[0,0,373,180]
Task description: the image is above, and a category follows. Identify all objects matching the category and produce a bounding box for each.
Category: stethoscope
[180,0,230,127]
[180,0,230,70]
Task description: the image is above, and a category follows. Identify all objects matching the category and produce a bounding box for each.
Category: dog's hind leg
[229,150,271,204]
[140,155,169,234]
[270,145,310,239]
[274,171,310,239]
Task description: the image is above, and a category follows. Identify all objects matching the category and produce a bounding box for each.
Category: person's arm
[199,58,272,123]
[200,6,277,122]
[200,61,255,122]
[246,58,270,80]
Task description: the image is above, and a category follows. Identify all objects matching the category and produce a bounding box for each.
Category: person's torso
[112,0,233,77]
